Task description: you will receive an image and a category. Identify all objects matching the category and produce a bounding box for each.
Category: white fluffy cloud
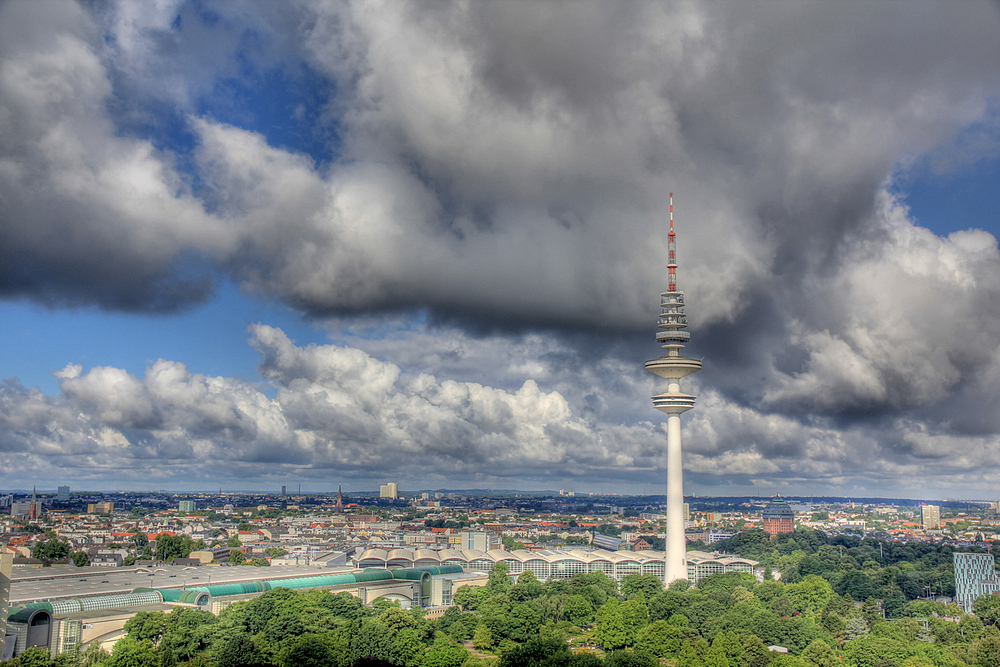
[0,326,674,487]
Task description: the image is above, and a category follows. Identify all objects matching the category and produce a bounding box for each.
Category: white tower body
[645,194,701,586]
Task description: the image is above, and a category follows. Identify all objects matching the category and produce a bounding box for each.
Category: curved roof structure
[352,547,757,583]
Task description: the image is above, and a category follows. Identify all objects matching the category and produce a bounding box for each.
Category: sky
[1,1,1000,498]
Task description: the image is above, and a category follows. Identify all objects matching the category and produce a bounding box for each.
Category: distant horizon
[9,487,995,506]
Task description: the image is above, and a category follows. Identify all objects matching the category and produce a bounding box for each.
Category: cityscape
[2,2,1000,667]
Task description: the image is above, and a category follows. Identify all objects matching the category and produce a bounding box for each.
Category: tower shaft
[665,414,686,582]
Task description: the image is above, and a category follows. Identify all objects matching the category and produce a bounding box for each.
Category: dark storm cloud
[2,1,1000,492]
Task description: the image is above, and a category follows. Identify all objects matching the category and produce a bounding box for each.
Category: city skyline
[1,2,1000,497]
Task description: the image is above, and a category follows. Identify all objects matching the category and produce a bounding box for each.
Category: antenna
[668,193,676,293]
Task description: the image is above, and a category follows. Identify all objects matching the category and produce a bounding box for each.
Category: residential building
[922,505,941,530]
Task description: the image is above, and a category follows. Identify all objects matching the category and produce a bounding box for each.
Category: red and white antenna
[667,193,677,293]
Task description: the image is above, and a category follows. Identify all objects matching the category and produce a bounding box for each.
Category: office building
[459,531,498,551]
[762,496,795,536]
[380,483,398,500]
[178,501,196,513]
[10,504,32,520]
[954,553,1000,612]
[922,504,941,530]
[0,552,12,660]
[87,502,114,514]
[645,194,702,584]
[56,486,70,501]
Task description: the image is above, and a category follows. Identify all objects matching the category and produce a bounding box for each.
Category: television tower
[645,193,702,585]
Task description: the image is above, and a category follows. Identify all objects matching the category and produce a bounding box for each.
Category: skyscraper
[645,194,702,585]
[922,504,941,530]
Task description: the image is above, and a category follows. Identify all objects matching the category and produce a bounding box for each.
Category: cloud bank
[1,0,1000,493]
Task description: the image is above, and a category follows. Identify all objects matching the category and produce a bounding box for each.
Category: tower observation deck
[645,193,701,585]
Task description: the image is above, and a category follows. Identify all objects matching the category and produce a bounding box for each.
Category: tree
[228,549,246,565]
[453,585,479,611]
[486,562,512,596]
[278,633,339,667]
[227,536,242,548]
[71,550,90,567]
[155,533,202,562]
[594,597,630,650]
[351,619,402,665]
[499,637,573,667]
[604,652,659,667]
[976,595,1000,626]
[395,627,426,667]
[621,591,650,641]
[214,633,266,667]
[845,615,870,640]
[563,594,595,626]
[621,574,663,601]
[977,635,1000,667]
[32,538,71,560]
[10,647,54,667]
[124,611,169,643]
[802,640,837,667]
[106,636,158,667]
[248,557,270,567]
[634,620,682,658]
[423,635,468,667]
[473,623,494,651]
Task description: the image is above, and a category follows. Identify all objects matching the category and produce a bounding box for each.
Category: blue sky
[1,1,1000,496]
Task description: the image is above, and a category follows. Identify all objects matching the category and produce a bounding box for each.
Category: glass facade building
[954,552,1000,612]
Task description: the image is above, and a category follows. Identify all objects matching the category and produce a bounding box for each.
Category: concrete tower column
[666,414,686,582]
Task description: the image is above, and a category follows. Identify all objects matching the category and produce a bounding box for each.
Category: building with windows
[353,547,759,585]
[762,496,795,536]
[954,552,1000,612]
[178,501,196,513]
[922,505,941,530]
[56,487,70,502]
[379,483,398,500]
[4,565,471,659]
[87,502,114,514]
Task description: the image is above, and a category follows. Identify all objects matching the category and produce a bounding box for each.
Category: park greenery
[5,527,1000,667]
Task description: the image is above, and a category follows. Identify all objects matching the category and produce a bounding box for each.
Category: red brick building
[762,496,795,536]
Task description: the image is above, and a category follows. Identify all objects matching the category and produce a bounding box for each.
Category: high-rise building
[281,485,286,496]
[645,194,702,585]
[0,552,11,660]
[178,500,196,513]
[379,482,398,500]
[56,486,70,501]
[954,553,1000,612]
[762,496,795,536]
[922,504,941,530]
